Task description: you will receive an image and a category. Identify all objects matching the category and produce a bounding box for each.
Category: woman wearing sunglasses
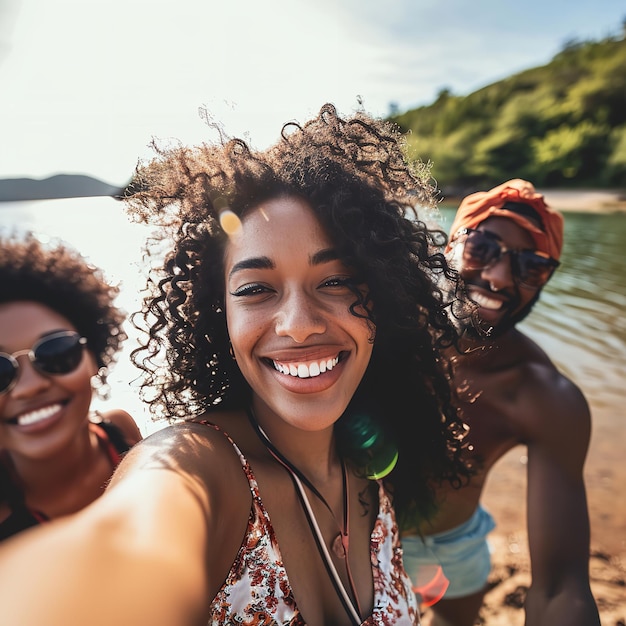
[0,232,142,542]
[402,180,600,626]
[0,104,473,625]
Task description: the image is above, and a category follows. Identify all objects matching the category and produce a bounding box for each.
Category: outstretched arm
[0,426,212,626]
[524,373,600,626]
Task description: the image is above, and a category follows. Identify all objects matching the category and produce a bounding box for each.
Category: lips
[271,354,341,379]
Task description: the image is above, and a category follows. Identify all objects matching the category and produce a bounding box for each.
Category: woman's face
[0,301,97,460]
[224,196,374,432]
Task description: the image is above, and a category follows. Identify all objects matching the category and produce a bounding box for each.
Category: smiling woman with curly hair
[0,232,142,542]
[0,104,471,626]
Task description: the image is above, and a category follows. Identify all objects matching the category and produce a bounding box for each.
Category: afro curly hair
[0,231,127,386]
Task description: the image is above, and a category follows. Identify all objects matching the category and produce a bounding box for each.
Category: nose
[274,289,327,343]
[480,253,515,292]
[9,355,51,397]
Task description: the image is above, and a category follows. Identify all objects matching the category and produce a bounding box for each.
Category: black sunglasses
[0,331,87,394]
[457,228,560,289]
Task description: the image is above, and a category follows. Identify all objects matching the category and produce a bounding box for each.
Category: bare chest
[454,366,528,469]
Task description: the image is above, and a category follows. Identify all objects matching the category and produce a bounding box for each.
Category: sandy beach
[421,188,626,625]
[537,189,626,213]
[447,426,626,626]
[442,188,626,214]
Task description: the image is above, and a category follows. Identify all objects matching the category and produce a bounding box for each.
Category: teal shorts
[401,505,496,599]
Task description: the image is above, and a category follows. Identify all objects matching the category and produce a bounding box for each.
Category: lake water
[1,198,625,443]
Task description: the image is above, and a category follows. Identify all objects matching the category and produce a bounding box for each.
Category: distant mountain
[0,174,127,202]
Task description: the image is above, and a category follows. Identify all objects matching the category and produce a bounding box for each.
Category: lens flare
[412,564,449,607]
[219,210,242,236]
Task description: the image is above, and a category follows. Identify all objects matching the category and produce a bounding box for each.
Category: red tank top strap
[89,422,123,466]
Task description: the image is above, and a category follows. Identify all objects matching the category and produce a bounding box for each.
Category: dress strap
[247,408,363,626]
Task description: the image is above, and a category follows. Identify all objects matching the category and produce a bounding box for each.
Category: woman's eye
[230,283,271,297]
[320,276,364,296]
[320,276,353,289]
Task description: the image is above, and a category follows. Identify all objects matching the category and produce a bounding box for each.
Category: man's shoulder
[509,330,584,399]
[466,329,589,437]
[516,355,591,444]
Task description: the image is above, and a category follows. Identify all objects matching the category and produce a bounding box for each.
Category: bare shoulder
[115,415,244,479]
[111,413,252,512]
[522,333,589,418]
[98,408,143,445]
[520,354,591,450]
[484,330,590,441]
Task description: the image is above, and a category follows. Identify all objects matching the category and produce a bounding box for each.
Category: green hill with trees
[388,24,626,193]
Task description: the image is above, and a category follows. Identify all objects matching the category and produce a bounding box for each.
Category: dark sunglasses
[0,331,87,394]
[457,227,560,289]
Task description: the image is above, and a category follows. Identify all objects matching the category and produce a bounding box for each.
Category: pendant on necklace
[331,532,347,559]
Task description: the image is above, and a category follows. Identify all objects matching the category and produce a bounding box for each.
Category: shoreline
[537,189,626,213]
[2,188,625,213]
[440,188,626,213]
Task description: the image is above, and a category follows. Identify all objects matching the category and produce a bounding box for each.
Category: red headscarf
[446,179,564,261]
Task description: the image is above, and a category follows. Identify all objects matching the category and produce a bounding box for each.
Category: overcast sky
[0,0,623,185]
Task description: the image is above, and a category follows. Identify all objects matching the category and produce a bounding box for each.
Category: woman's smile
[270,352,341,379]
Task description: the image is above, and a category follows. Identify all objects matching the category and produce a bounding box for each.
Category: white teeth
[469,290,504,311]
[273,356,339,379]
[17,403,62,426]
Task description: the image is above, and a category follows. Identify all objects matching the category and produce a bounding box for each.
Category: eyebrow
[228,247,339,279]
[311,248,339,265]
[229,256,274,278]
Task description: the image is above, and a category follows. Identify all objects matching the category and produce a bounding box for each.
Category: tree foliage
[389,29,626,190]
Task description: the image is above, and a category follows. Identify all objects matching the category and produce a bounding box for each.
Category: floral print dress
[204,423,420,626]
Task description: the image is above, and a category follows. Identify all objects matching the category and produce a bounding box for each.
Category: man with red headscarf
[402,179,600,626]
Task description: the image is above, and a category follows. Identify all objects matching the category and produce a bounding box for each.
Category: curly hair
[0,232,127,385]
[125,103,472,527]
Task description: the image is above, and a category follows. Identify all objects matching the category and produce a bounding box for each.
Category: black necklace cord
[247,408,363,625]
